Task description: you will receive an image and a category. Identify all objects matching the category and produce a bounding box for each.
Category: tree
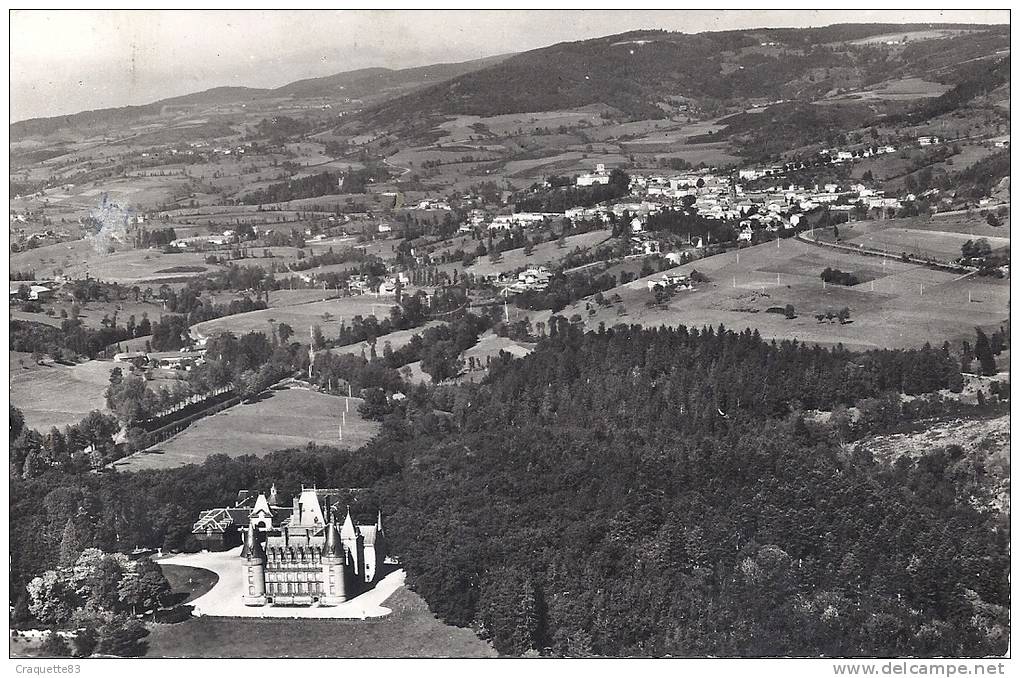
[72,626,99,658]
[96,617,149,657]
[10,404,25,441]
[118,559,171,615]
[277,323,294,345]
[975,328,997,376]
[421,340,464,383]
[478,568,539,656]
[58,517,90,567]
[26,571,78,626]
[985,212,1001,228]
[39,632,72,657]
[358,388,393,420]
[312,325,325,351]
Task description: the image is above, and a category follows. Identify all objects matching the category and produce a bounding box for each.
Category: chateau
[193,486,387,606]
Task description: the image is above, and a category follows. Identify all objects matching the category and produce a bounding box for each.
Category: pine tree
[58,517,88,567]
[975,328,997,376]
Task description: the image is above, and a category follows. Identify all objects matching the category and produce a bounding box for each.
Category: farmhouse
[9,282,54,300]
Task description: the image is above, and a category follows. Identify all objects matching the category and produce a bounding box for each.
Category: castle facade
[194,486,386,607]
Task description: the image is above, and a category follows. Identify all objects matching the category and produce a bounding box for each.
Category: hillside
[354,23,1009,125]
[9,55,510,140]
[274,54,511,99]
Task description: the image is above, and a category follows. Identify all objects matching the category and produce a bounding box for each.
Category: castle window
[248,586,255,596]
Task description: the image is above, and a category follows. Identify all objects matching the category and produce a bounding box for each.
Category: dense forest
[9,321,1007,657]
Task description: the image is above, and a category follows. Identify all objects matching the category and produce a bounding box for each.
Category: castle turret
[242,524,267,606]
[340,506,365,581]
[319,520,348,606]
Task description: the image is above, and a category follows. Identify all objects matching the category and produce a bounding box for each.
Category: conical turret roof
[324,521,343,557]
[340,506,359,539]
[244,524,265,560]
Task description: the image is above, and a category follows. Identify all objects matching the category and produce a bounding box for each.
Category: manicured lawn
[159,564,220,604]
[144,587,497,658]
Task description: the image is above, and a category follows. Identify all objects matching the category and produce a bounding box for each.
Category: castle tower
[319,520,348,606]
[340,506,364,580]
[242,524,267,606]
[268,483,278,506]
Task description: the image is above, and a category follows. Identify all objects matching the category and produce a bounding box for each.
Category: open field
[10,239,99,277]
[436,107,608,140]
[111,387,381,471]
[10,358,117,431]
[453,332,536,384]
[192,296,402,341]
[846,29,981,45]
[461,229,613,278]
[69,249,220,283]
[844,226,1010,260]
[11,239,223,283]
[563,238,1009,351]
[329,320,447,359]
[10,309,63,327]
[901,213,1010,239]
[819,77,950,103]
[143,585,496,658]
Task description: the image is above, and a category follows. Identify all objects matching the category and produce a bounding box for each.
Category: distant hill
[273,54,510,99]
[355,23,1009,125]
[10,54,511,140]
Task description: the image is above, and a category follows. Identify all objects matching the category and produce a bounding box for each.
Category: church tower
[319,519,348,606]
[242,524,267,606]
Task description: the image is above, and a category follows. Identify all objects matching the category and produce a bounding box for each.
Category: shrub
[39,632,72,658]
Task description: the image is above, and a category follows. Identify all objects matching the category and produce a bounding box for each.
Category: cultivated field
[111,387,380,471]
[10,358,117,431]
[563,237,1009,351]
